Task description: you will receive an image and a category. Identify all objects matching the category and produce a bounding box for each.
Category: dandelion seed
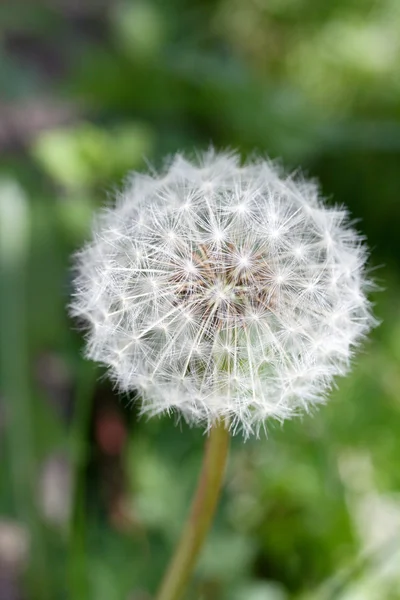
[71,150,375,437]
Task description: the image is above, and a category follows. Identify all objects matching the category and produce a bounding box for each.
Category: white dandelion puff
[71,150,376,437]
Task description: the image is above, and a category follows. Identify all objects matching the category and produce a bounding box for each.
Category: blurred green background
[0,1,400,599]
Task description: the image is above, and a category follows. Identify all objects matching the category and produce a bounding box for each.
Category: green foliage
[32,122,154,189]
[1,0,400,598]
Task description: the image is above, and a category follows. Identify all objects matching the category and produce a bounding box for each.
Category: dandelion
[71,150,375,600]
[72,150,374,435]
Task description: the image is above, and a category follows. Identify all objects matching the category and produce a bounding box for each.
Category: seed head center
[171,242,272,324]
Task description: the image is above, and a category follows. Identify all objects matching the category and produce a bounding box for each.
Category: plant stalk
[156,421,230,600]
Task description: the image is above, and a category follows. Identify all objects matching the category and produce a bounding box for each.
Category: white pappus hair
[71,150,375,437]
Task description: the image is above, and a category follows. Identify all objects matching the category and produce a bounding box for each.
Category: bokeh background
[1,1,400,599]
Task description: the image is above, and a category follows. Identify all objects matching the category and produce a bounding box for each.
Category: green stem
[156,421,230,600]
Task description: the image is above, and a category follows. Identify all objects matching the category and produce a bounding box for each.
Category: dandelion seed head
[71,150,376,437]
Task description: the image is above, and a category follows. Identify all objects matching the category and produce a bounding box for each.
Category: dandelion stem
[156,421,230,600]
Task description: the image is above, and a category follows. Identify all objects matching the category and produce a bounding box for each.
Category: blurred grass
[68,358,97,598]
[0,182,50,598]
[0,0,400,599]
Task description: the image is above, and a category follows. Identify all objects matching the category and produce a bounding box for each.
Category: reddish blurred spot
[95,411,127,456]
